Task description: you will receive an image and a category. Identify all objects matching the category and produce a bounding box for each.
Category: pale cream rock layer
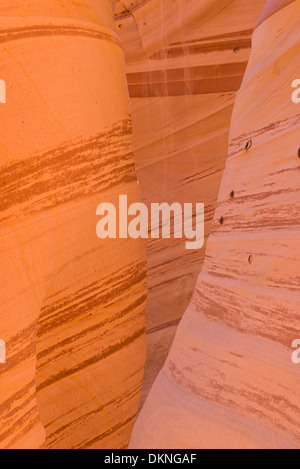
[114,0,266,408]
[130,0,300,449]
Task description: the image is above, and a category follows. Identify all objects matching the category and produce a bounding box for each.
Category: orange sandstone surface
[130,0,300,449]
[0,0,146,449]
[115,0,265,408]
[0,0,299,450]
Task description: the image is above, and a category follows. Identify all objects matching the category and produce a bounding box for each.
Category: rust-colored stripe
[38,262,146,336]
[3,412,41,450]
[0,119,135,223]
[37,293,147,365]
[128,75,245,97]
[0,381,35,421]
[170,29,254,47]
[127,62,248,85]
[0,24,121,47]
[127,62,248,97]
[78,415,136,449]
[47,384,141,444]
[37,327,145,391]
[150,38,251,60]
[229,113,300,157]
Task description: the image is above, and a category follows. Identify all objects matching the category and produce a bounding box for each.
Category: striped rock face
[0,1,146,449]
[115,0,265,409]
[130,0,300,449]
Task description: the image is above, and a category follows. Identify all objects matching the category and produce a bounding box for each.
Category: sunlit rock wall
[115,0,265,407]
[131,0,300,449]
[0,0,147,449]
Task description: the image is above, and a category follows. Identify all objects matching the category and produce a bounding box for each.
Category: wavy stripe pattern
[131,0,300,449]
[0,1,147,449]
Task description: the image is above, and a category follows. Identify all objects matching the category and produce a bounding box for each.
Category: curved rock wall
[0,0,146,449]
[130,0,300,449]
[115,0,265,408]
[1,0,299,450]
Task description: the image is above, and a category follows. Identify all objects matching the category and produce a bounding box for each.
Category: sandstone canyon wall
[115,0,266,408]
[0,0,147,449]
[0,0,299,450]
[131,0,300,449]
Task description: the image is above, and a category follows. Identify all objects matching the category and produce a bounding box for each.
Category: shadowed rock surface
[130,0,300,449]
[115,0,265,409]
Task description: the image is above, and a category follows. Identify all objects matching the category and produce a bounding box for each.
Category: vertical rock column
[0,0,147,449]
[130,0,300,449]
